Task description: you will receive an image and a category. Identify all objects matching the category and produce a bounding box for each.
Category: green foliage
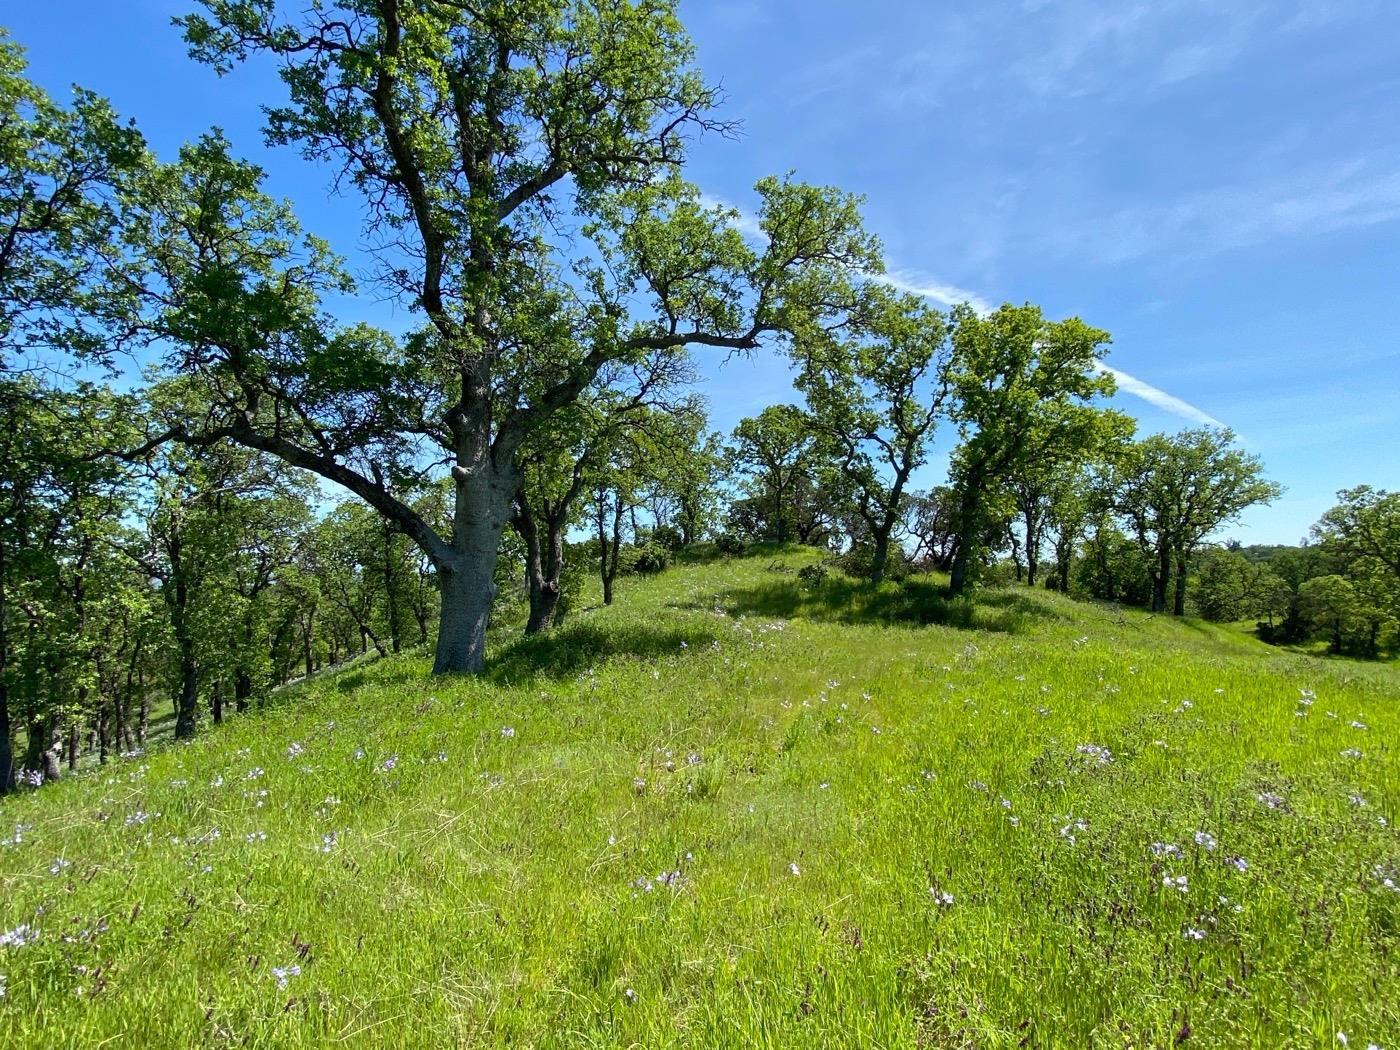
[795,284,951,583]
[944,303,1118,593]
[1103,428,1283,614]
[0,30,145,369]
[715,532,746,556]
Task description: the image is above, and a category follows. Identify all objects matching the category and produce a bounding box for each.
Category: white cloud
[879,270,993,315]
[698,191,765,239]
[1095,363,1226,428]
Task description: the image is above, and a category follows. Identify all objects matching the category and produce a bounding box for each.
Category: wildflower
[968,780,988,793]
[1256,791,1285,810]
[929,887,954,906]
[1227,856,1248,872]
[244,767,265,781]
[1074,743,1114,766]
[1008,816,1020,826]
[1193,831,1217,851]
[286,742,304,760]
[1162,874,1188,893]
[211,775,224,788]
[379,755,398,773]
[1174,699,1194,714]
[353,748,365,761]
[1000,798,1012,809]
[1341,748,1363,759]
[318,832,338,854]
[0,973,5,997]
[49,858,71,876]
[1183,927,1206,940]
[1349,720,1367,730]
[245,831,267,843]
[623,987,638,1004]
[500,726,515,739]
[1150,842,1182,858]
[788,862,801,877]
[1058,817,1086,846]
[0,925,38,949]
[1348,793,1367,807]
[632,777,647,794]
[685,752,701,766]
[818,782,829,791]
[270,964,301,989]
[19,769,43,788]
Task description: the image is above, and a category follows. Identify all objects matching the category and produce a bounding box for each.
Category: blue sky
[8,1,1400,544]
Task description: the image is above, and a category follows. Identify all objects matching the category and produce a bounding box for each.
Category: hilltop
[1,548,1397,1048]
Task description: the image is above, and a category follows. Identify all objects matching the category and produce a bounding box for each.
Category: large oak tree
[129,1,878,673]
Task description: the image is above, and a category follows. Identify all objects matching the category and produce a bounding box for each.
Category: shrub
[715,533,746,555]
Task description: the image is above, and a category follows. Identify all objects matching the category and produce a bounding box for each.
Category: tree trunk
[0,581,11,793]
[0,679,12,794]
[302,615,315,677]
[24,713,61,783]
[234,671,252,713]
[98,697,109,766]
[949,496,981,597]
[868,521,893,585]
[1173,553,1189,616]
[175,638,199,741]
[1150,546,1171,613]
[518,509,565,635]
[431,468,514,674]
[382,524,402,655]
[211,681,223,725]
[66,718,79,771]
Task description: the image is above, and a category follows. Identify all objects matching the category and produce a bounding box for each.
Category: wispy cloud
[702,189,1224,429]
[1042,160,1400,264]
[879,270,993,315]
[1095,363,1226,428]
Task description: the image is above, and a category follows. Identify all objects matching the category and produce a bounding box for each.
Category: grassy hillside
[2,548,1397,1048]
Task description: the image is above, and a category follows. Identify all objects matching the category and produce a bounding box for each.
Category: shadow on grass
[486,618,717,683]
[684,571,1063,635]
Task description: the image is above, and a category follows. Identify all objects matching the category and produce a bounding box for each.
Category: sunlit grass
[1,547,1397,1047]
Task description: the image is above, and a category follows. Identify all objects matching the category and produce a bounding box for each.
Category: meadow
[1,547,1397,1048]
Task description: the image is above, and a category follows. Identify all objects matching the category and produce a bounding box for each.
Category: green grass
[2,547,1398,1048]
